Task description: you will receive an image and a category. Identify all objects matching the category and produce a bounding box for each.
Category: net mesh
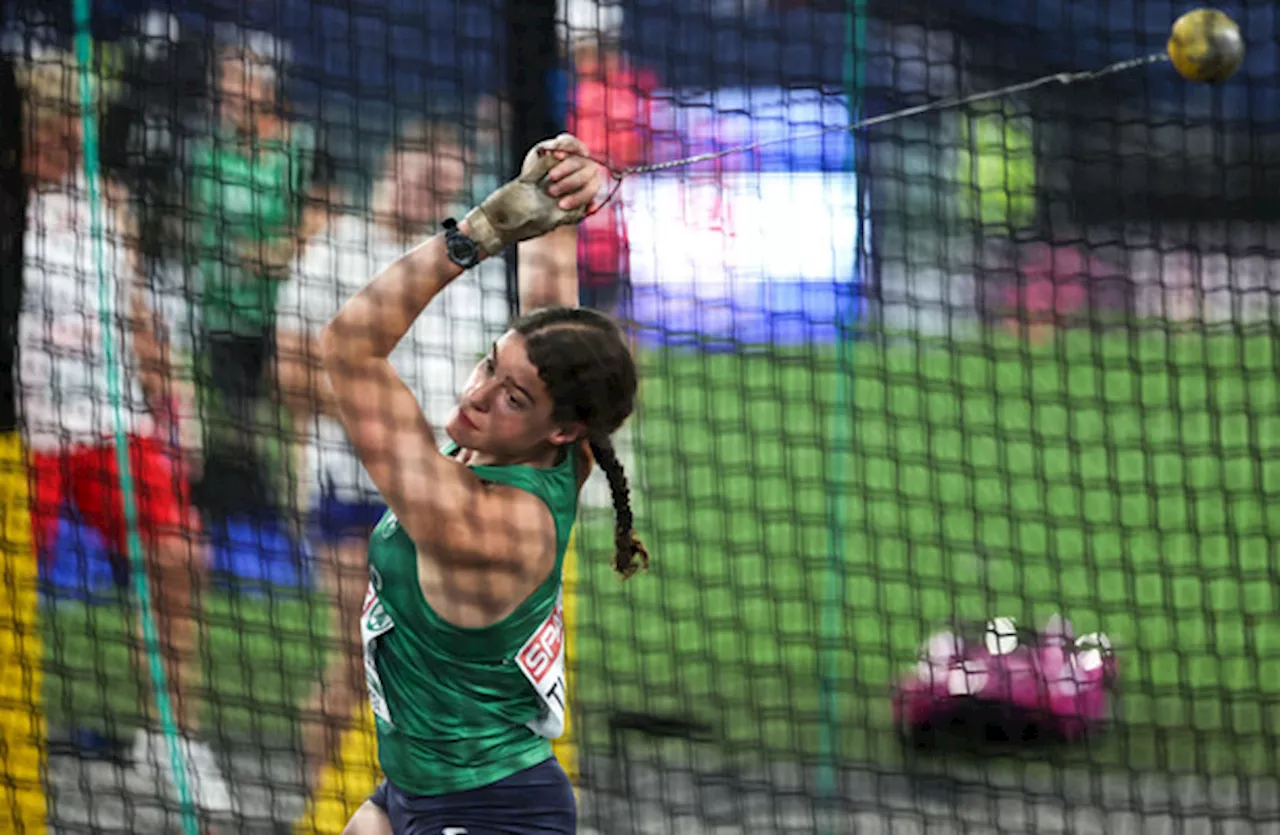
[2,0,1278,833]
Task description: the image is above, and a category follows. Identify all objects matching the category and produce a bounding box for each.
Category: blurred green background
[45,328,1280,778]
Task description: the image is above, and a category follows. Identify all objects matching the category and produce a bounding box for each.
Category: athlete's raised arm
[516,134,600,312]
[319,134,603,560]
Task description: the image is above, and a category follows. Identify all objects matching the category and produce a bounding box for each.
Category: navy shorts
[369,757,576,835]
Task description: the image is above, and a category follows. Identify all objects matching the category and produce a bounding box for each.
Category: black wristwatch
[443,218,482,269]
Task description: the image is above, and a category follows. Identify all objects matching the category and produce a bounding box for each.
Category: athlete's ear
[548,421,586,447]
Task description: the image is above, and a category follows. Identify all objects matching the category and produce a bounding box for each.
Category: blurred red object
[996,242,1131,342]
[567,43,658,309]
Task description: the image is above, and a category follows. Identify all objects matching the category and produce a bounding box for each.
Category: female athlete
[322,133,647,835]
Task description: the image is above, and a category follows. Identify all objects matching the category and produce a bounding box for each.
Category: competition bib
[515,588,567,739]
[361,579,396,727]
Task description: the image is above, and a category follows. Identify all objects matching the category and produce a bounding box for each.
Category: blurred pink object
[1000,243,1129,324]
[893,614,1118,746]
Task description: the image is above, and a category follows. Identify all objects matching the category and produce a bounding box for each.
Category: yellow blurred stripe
[293,706,380,835]
[0,431,47,834]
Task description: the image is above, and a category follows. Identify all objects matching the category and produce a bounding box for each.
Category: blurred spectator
[960,100,1133,340]
[185,27,318,519]
[13,51,232,815]
[273,121,501,791]
[984,242,1134,343]
[560,0,656,317]
[956,99,1037,238]
[466,93,510,206]
[101,10,213,268]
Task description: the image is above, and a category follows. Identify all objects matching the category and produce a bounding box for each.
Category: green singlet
[361,443,580,796]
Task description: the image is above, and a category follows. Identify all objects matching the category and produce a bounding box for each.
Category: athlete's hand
[537,133,604,213]
[462,133,602,257]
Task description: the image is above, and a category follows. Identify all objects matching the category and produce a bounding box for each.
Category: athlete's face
[445,331,581,462]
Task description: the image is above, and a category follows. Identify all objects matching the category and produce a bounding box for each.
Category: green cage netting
[1,0,1277,833]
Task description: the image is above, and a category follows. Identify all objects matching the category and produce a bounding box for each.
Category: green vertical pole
[817,0,865,830]
[69,4,201,834]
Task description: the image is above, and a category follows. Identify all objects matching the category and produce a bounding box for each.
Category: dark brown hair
[513,306,648,579]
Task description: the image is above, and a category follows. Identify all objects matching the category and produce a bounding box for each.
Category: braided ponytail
[514,306,648,579]
[588,435,648,579]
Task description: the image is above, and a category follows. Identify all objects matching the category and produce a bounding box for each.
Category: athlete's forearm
[321,221,483,363]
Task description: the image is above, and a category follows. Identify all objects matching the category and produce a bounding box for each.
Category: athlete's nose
[467,378,499,412]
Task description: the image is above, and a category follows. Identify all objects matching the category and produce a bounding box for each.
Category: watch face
[450,240,474,262]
